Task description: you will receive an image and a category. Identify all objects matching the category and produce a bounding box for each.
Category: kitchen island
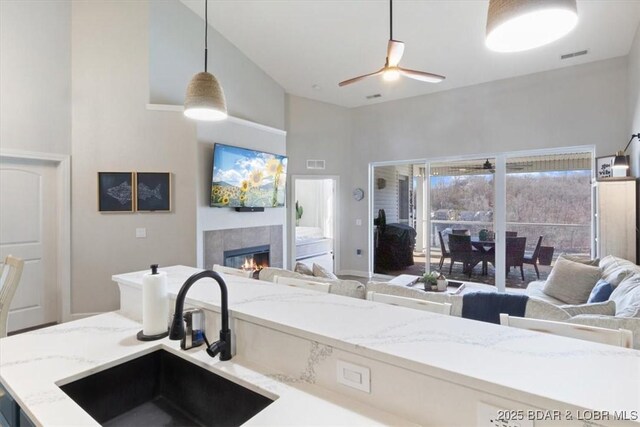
[1,265,639,426]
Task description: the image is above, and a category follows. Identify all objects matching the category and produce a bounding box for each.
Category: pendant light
[486,0,578,53]
[184,0,227,121]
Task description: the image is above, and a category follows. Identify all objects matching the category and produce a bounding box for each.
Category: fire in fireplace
[223,245,270,271]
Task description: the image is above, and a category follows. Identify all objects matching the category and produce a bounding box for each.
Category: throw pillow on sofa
[313,263,338,280]
[608,273,640,318]
[294,262,314,276]
[543,257,601,305]
[587,279,613,303]
[600,255,636,287]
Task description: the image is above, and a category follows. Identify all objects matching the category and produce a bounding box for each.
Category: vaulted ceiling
[181,0,640,108]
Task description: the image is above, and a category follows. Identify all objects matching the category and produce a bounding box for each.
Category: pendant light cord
[389,0,393,40]
[204,0,208,73]
[621,134,639,154]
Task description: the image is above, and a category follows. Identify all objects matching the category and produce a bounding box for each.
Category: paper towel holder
[137,264,169,341]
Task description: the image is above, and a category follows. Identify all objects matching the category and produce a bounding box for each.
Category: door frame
[289,175,340,273]
[0,148,71,324]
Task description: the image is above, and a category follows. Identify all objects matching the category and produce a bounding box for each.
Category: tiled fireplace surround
[203,225,283,270]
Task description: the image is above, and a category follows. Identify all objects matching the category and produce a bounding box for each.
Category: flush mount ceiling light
[339,0,445,87]
[184,0,227,121]
[486,0,578,53]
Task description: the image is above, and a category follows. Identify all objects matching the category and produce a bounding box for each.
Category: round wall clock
[352,188,365,201]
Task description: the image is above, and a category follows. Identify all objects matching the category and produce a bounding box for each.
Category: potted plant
[422,272,438,291]
[436,272,448,291]
[295,201,303,226]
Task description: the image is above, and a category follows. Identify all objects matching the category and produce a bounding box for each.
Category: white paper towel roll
[142,270,169,336]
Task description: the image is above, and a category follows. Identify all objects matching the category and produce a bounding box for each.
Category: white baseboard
[69,312,104,321]
[337,269,370,278]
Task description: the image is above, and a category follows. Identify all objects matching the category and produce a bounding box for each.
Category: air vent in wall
[561,49,588,60]
[366,94,382,99]
[306,160,326,170]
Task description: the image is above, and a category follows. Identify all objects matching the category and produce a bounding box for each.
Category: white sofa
[526,255,640,349]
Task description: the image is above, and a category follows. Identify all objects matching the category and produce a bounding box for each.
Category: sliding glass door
[369,148,594,290]
[428,158,496,287]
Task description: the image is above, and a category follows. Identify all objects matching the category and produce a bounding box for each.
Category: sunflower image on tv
[210,144,288,208]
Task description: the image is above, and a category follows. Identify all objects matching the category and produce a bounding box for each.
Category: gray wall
[345,58,628,272]
[629,26,640,264]
[149,0,285,129]
[70,0,286,315]
[71,1,198,314]
[286,57,629,274]
[0,0,290,316]
[285,95,356,270]
[0,0,71,155]
[629,25,640,178]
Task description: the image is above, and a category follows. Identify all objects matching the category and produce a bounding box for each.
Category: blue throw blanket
[462,292,529,324]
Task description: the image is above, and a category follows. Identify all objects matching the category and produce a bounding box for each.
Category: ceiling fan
[450,159,530,173]
[338,0,445,87]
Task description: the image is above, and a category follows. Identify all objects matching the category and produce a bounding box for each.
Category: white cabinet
[596,179,637,263]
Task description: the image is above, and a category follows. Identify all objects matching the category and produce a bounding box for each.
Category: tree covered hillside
[430,171,591,254]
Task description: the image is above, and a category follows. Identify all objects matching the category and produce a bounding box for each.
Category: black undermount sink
[60,350,273,427]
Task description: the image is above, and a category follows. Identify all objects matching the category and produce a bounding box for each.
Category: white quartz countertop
[0,312,415,427]
[112,266,640,416]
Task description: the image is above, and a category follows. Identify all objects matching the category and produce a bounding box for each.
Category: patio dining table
[470,237,495,275]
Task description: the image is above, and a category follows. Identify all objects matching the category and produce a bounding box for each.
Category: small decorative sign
[595,156,615,180]
[98,172,134,212]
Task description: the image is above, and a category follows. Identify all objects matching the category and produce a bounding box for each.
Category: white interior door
[0,158,58,332]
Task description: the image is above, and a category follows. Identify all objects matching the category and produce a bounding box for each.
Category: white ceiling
[181,0,640,108]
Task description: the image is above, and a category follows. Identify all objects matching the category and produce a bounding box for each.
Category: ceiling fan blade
[399,67,445,83]
[338,69,384,87]
[387,40,405,67]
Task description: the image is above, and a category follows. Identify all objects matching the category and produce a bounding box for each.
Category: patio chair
[448,234,483,278]
[505,237,527,281]
[523,236,544,279]
[505,231,518,237]
[437,231,451,270]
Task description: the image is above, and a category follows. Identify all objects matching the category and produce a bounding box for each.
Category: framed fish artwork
[98,172,134,212]
[136,172,171,212]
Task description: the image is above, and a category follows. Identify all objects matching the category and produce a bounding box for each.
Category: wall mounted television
[211,143,287,208]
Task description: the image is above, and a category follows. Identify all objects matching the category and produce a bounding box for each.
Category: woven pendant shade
[486,0,578,52]
[184,71,227,121]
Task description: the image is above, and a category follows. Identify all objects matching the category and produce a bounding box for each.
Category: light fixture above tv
[210,144,287,209]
